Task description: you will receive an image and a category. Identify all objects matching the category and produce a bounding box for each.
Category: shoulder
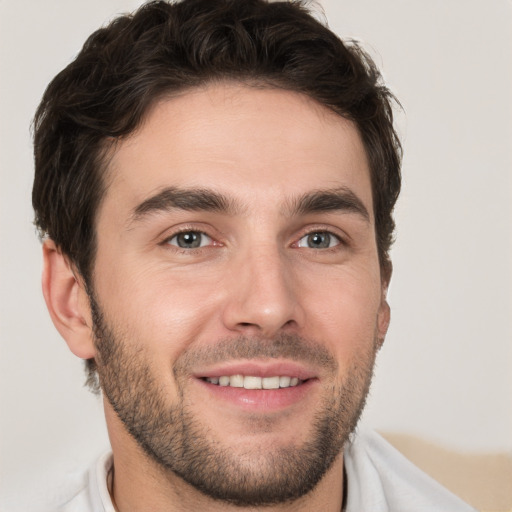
[53,452,114,512]
[343,430,478,512]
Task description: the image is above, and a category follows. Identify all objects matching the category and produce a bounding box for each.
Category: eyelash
[162,229,217,251]
[161,226,346,252]
[295,230,344,250]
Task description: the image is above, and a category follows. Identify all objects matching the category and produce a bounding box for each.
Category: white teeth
[219,376,230,386]
[262,376,280,389]
[279,376,291,387]
[230,374,244,388]
[205,375,302,389]
[244,376,262,389]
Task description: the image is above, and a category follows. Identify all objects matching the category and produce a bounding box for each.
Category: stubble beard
[90,295,378,507]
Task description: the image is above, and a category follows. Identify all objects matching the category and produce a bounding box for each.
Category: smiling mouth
[202,375,304,389]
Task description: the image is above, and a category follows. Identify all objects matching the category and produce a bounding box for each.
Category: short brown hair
[32,0,402,388]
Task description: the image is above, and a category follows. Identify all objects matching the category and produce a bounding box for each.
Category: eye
[296,231,341,249]
[167,231,213,249]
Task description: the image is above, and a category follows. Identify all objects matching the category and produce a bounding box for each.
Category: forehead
[102,83,373,221]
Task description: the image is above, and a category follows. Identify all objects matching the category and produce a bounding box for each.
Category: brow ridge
[129,185,369,225]
[288,187,370,221]
[131,186,237,222]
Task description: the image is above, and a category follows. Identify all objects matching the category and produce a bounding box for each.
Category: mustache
[173,333,338,376]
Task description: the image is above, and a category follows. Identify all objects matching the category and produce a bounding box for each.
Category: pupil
[308,232,329,248]
[178,232,200,248]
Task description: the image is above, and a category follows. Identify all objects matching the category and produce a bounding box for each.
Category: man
[32,0,476,510]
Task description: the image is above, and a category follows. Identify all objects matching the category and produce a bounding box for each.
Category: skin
[42,83,390,512]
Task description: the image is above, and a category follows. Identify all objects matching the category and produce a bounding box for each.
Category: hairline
[83,78,385,286]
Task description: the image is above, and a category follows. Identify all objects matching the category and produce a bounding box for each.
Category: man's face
[89,84,389,505]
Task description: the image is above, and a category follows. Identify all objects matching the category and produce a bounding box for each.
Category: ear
[376,263,392,348]
[42,239,95,359]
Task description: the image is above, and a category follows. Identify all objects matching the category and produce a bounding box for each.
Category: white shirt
[343,430,477,511]
[54,430,476,512]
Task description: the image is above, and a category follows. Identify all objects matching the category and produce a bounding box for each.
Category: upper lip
[192,359,318,381]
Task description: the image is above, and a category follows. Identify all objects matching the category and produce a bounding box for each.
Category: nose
[221,244,304,337]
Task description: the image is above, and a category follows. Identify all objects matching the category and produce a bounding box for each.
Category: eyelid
[296,231,341,249]
[293,226,348,248]
[159,225,220,248]
[157,224,348,250]
[167,231,213,248]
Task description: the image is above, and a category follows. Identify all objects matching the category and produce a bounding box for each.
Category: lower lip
[195,378,317,412]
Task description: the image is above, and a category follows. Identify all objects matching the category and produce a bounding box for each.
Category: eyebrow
[129,185,370,225]
[130,187,239,223]
[287,187,370,222]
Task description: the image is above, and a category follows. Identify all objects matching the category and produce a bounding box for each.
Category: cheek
[300,265,382,358]
[94,259,224,351]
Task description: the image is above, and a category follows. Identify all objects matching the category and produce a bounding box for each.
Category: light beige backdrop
[1,0,510,510]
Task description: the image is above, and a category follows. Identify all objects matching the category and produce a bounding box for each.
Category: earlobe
[42,239,95,359]
[377,268,392,347]
[377,297,390,347]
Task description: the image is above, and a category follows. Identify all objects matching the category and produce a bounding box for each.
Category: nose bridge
[222,240,302,336]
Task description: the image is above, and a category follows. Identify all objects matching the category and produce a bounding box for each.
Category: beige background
[1,0,511,509]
